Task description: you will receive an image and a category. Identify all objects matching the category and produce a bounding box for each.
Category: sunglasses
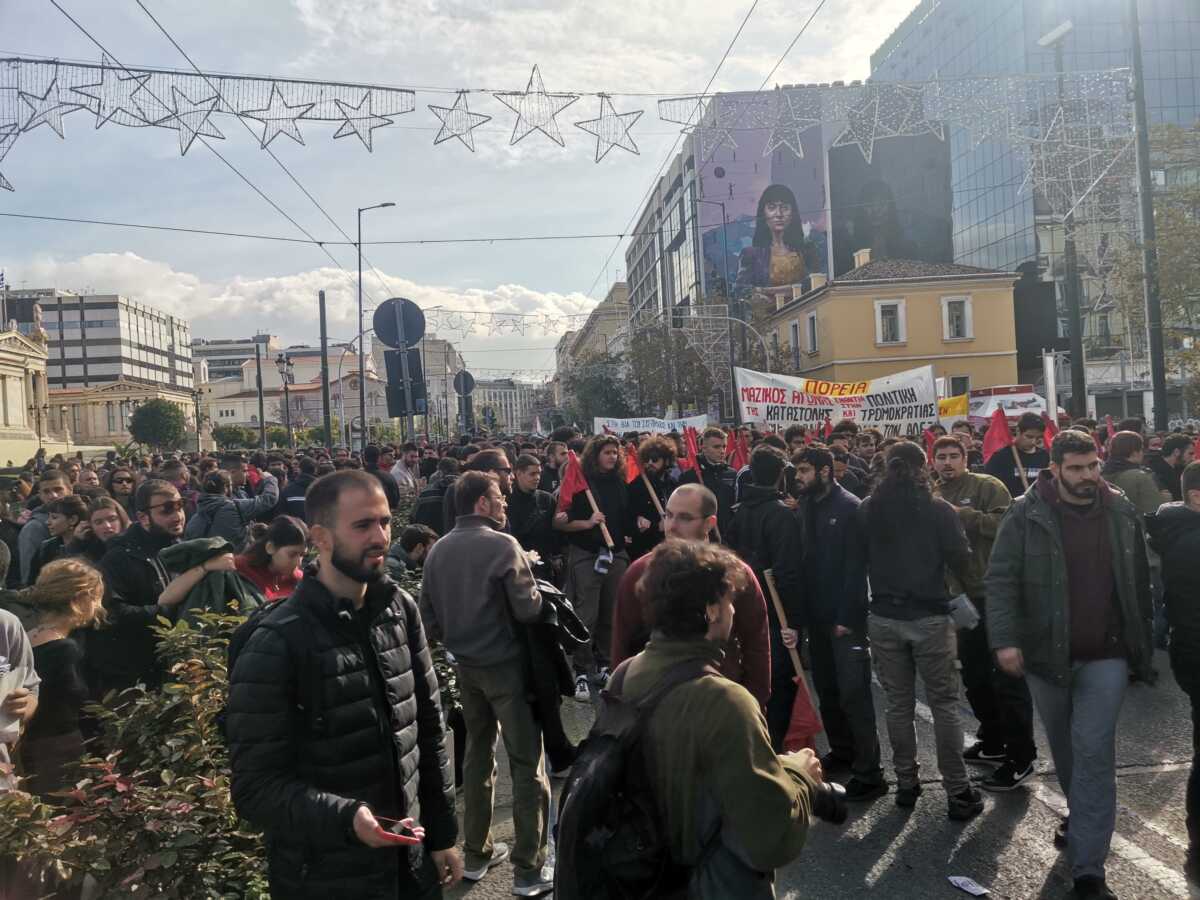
[148,499,185,514]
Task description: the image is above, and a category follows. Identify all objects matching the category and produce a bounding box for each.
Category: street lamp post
[357,201,395,453]
[193,388,203,453]
[275,352,295,449]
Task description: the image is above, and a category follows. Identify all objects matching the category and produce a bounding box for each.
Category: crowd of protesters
[0,409,1197,899]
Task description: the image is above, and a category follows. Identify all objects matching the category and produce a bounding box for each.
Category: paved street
[446,646,1194,899]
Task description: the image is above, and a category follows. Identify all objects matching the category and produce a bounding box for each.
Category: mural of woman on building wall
[734,183,819,294]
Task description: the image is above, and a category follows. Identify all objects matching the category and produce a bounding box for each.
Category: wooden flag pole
[640,472,666,517]
[1010,443,1030,492]
[763,569,805,678]
[583,488,615,550]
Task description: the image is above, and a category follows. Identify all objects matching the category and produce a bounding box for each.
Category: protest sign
[734,365,939,436]
[593,413,708,434]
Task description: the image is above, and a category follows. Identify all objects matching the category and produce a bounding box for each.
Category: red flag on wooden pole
[1042,412,1059,450]
[922,427,937,462]
[763,570,823,752]
[556,450,590,514]
[624,442,641,484]
[981,407,1013,463]
[679,426,701,472]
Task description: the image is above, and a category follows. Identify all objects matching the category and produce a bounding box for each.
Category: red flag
[782,681,824,752]
[803,428,814,445]
[679,426,701,472]
[624,442,641,485]
[922,427,937,461]
[728,430,750,471]
[556,450,590,513]
[822,417,833,440]
[1042,411,1059,450]
[981,407,1013,463]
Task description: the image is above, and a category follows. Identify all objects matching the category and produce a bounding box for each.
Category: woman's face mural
[765,198,794,236]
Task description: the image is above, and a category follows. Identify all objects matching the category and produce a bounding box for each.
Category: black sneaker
[1054,817,1069,848]
[981,761,1034,792]
[843,778,888,802]
[963,741,1006,765]
[820,752,852,775]
[948,787,985,821]
[895,783,923,808]
[1072,875,1117,899]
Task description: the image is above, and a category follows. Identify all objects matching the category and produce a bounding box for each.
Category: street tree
[127,399,186,450]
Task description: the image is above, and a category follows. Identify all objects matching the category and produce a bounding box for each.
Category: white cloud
[14,251,594,375]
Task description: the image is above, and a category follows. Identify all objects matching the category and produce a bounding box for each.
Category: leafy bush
[0,612,269,898]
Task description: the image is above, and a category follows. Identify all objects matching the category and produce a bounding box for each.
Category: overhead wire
[47,0,383,306]
[132,0,391,302]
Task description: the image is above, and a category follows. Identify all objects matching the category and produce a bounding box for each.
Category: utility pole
[318,290,333,449]
[1130,0,1168,430]
[254,340,266,450]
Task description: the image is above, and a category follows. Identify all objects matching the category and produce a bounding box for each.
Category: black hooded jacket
[1147,501,1200,652]
[727,484,805,624]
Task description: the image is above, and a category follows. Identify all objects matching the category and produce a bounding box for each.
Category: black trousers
[957,606,1036,767]
[1170,640,1200,864]
[808,623,883,782]
[766,619,798,752]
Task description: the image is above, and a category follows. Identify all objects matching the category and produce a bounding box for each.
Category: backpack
[554,658,720,900]
[221,597,325,738]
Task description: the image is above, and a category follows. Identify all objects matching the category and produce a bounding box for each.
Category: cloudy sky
[1,0,918,379]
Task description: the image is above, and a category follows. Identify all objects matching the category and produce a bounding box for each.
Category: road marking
[896,685,1192,898]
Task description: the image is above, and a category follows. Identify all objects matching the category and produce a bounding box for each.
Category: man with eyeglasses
[610,483,770,706]
[441,449,514,536]
[87,479,234,695]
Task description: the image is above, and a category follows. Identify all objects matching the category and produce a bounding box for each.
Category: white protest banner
[593,413,709,435]
[734,365,939,437]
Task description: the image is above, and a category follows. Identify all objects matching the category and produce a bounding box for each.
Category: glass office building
[871,0,1199,274]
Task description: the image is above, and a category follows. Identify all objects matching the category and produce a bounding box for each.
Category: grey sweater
[419,514,542,667]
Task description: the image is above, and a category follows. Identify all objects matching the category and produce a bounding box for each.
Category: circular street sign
[372,297,426,349]
[454,370,476,396]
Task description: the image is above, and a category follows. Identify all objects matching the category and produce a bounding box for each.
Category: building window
[874,299,906,345]
[789,322,801,370]
[941,296,973,341]
[949,375,970,397]
[806,313,819,353]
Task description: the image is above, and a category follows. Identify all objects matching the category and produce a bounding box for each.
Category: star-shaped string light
[763,90,821,158]
[429,91,491,152]
[70,56,152,128]
[19,78,81,138]
[332,92,393,151]
[0,124,16,191]
[831,91,887,164]
[244,83,315,148]
[158,86,222,155]
[885,83,945,142]
[493,66,579,146]
[574,95,642,162]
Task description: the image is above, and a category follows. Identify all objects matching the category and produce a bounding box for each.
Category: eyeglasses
[147,499,185,514]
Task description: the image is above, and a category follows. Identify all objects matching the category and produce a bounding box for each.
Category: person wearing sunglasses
[103,467,137,518]
[87,479,233,697]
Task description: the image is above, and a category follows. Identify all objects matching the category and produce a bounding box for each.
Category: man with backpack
[226,470,462,899]
[185,468,279,550]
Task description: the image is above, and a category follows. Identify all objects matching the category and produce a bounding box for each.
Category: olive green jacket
[984,472,1154,685]
[621,636,816,874]
[934,472,1012,600]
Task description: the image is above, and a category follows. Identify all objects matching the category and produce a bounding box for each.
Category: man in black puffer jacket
[226,470,461,899]
[1147,460,1200,892]
[728,445,806,751]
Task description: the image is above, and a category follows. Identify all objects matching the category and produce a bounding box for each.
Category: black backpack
[554,658,719,900]
[412,477,455,535]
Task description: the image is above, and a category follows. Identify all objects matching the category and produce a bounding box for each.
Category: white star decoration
[332,92,393,151]
[429,92,491,152]
[160,85,222,156]
[763,91,821,158]
[493,66,579,146]
[832,92,887,164]
[0,123,16,191]
[19,78,80,138]
[244,83,314,148]
[574,95,642,162]
[70,56,152,128]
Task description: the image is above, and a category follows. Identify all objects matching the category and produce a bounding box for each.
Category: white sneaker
[463,842,510,882]
[573,674,590,702]
[595,666,612,690]
[512,864,555,896]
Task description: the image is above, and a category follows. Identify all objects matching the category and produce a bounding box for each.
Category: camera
[810,781,848,825]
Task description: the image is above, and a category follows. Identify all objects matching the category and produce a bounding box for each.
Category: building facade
[191,335,280,381]
[474,378,537,432]
[767,255,1019,390]
[570,283,630,360]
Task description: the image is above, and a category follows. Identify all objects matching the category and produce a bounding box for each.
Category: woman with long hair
[553,434,632,701]
[735,183,814,290]
[856,440,982,820]
[19,559,106,797]
[69,497,130,564]
[103,466,136,517]
[234,515,308,602]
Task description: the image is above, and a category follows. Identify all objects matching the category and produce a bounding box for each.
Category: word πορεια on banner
[733,365,939,437]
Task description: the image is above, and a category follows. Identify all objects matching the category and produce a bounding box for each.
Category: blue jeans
[1027,659,1128,880]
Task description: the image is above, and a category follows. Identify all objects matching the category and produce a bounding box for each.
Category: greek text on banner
[733,365,939,436]
[593,413,709,434]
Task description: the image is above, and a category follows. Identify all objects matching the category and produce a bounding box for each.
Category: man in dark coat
[226,470,461,899]
[277,455,318,522]
[728,445,805,751]
[677,426,738,541]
